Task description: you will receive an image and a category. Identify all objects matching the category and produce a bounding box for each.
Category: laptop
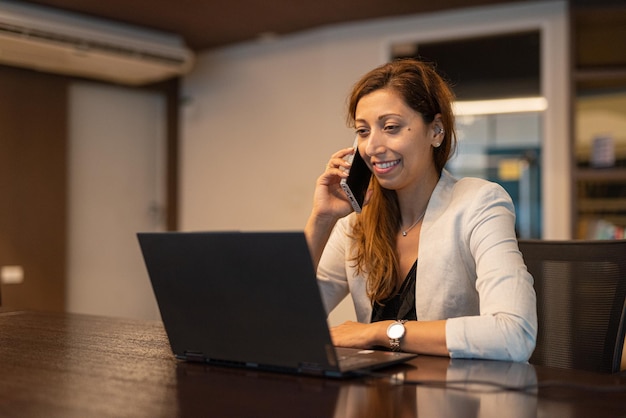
[137,231,417,378]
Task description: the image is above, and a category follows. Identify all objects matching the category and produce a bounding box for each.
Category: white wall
[180,1,569,324]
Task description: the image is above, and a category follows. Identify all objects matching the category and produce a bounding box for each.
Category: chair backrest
[518,239,626,373]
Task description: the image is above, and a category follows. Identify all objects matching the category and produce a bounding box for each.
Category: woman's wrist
[307,210,339,231]
[371,320,393,348]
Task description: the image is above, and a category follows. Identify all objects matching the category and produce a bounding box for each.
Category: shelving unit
[570,1,626,239]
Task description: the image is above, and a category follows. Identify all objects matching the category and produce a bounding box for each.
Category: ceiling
[18,0,531,51]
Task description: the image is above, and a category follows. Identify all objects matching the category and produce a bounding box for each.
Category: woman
[305,59,537,361]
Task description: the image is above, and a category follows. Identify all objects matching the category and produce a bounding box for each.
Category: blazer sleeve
[445,181,538,362]
[316,217,352,315]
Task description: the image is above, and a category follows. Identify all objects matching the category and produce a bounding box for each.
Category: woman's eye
[355,128,369,137]
[384,124,400,132]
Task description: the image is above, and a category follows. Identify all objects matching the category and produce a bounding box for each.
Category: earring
[433,142,441,148]
[435,126,444,135]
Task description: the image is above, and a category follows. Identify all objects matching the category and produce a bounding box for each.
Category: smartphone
[340,137,372,213]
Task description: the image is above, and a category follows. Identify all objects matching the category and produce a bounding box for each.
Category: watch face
[388,323,405,339]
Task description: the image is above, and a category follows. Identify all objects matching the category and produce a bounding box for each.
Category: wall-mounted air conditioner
[0,1,194,85]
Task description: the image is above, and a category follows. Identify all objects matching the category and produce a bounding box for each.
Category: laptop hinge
[183,351,206,362]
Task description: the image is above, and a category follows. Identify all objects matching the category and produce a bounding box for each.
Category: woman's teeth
[375,160,400,169]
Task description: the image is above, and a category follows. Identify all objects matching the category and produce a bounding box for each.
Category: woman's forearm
[304,213,337,270]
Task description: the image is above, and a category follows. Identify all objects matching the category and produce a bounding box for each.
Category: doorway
[67,82,167,320]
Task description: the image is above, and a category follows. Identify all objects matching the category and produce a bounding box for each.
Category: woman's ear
[431,115,444,147]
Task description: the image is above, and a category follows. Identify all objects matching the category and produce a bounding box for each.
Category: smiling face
[354,88,441,194]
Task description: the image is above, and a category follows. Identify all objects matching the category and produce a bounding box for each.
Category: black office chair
[518,239,626,373]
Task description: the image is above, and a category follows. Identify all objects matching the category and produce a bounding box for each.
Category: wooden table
[0,311,625,417]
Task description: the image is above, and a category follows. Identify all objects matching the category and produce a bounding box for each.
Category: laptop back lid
[138,231,341,375]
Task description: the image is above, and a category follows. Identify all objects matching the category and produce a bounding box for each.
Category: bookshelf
[571,1,626,239]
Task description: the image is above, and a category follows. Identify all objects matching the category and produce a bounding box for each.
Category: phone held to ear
[340,137,372,213]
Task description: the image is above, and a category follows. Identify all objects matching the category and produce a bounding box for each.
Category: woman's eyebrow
[378,113,403,120]
[355,113,403,123]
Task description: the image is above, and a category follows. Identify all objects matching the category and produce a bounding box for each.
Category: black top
[370,260,418,322]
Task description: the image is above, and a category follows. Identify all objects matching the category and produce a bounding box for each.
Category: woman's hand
[330,320,387,349]
[305,146,371,270]
[311,147,356,221]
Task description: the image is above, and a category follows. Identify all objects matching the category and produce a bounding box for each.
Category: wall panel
[0,65,67,311]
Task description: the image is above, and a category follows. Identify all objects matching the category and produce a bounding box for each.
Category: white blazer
[317,170,537,362]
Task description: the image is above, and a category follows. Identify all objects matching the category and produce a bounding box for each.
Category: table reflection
[175,356,538,418]
[176,362,342,417]
[334,356,538,418]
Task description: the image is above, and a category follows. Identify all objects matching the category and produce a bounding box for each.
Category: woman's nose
[364,131,384,157]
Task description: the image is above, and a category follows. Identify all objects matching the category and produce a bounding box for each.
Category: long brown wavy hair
[346,59,457,304]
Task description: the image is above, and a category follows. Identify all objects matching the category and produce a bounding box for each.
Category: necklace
[401,211,426,237]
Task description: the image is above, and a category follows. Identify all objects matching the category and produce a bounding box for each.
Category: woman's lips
[372,159,400,174]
